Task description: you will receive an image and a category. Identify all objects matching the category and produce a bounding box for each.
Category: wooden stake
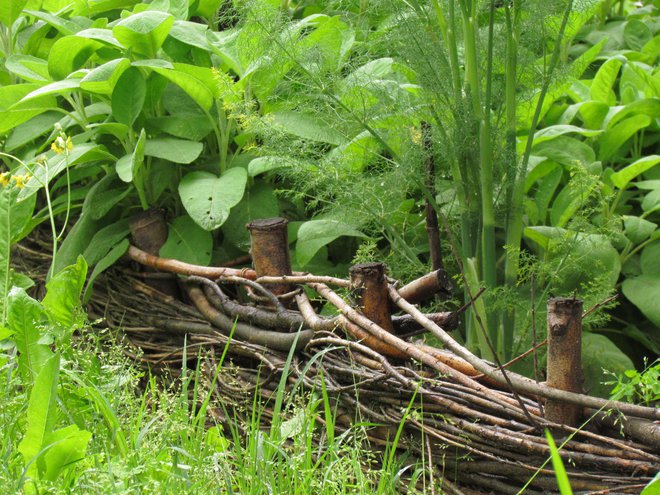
[546,297,583,426]
[349,262,395,334]
[129,208,179,296]
[246,217,294,297]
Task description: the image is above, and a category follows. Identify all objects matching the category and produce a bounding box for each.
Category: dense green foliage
[1,0,659,491]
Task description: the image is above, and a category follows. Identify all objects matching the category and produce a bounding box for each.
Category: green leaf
[5,55,50,82]
[150,66,213,110]
[192,0,223,18]
[532,136,595,168]
[605,99,660,129]
[610,155,660,189]
[624,19,652,52]
[42,425,92,481]
[47,36,106,81]
[641,241,660,276]
[116,128,146,182]
[590,57,623,105]
[622,275,660,327]
[19,79,82,102]
[0,0,29,26]
[0,84,58,135]
[642,189,660,214]
[598,115,652,162]
[179,168,247,230]
[18,353,60,477]
[223,182,280,250]
[83,218,130,266]
[0,190,14,324]
[8,287,52,383]
[83,238,129,303]
[112,11,174,58]
[623,216,657,244]
[532,125,602,146]
[159,215,213,265]
[269,111,346,146]
[80,58,130,95]
[296,219,365,267]
[248,156,291,177]
[582,333,635,398]
[42,256,87,331]
[18,143,116,201]
[544,430,573,495]
[144,138,203,164]
[641,472,660,495]
[169,20,211,51]
[147,115,213,140]
[5,111,60,152]
[52,175,115,274]
[111,67,145,127]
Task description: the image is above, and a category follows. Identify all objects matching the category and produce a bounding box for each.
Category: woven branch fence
[13,216,660,495]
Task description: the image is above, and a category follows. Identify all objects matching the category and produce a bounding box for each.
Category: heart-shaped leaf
[179,168,247,231]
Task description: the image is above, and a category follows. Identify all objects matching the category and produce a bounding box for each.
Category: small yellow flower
[0,172,10,187]
[410,127,422,146]
[51,136,73,155]
[12,174,30,189]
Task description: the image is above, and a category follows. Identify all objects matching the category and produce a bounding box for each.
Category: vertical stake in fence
[349,262,395,333]
[246,218,295,298]
[545,297,583,426]
[129,208,179,296]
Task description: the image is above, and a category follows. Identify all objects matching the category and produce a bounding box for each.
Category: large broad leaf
[80,58,131,95]
[83,238,129,303]
[42,424,92,481]
[149,66,213,110]
[296,219,365,267]
[222,182,280,250]
[8,288,52,383]
[113,11,174,58]
[83,218,130,266]
[111,67,146,127]
[582,333,634,398]
[622,275,660,327]
[598,115,652,162]
[610,155,660,189]
[531,125,602,146]
[147,115,213,141]
[0,0,29,26]
[623,216,657,244]
[269,111,346,146]
[159,215,213,265]
[179,168,247,231]
[169,20,211,51]
[5,55,50,82]
[18,353,60,477]
[42,256,87,332]
[18,143,116,201]
[532,135,595,168]
[0,84,58,135]
[641,241,660,276]
[590,57,623,105]
[116,129,146,182]
[248,156,291,177]
[0,188,36,324]
[144,137,203,164]
[47,36,106,81]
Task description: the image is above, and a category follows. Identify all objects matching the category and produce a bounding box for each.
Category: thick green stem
[503,0,574,326]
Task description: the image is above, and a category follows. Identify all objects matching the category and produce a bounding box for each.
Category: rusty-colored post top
[246,217,293,298]
[546,297,583,427]
[350,262,395,333]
